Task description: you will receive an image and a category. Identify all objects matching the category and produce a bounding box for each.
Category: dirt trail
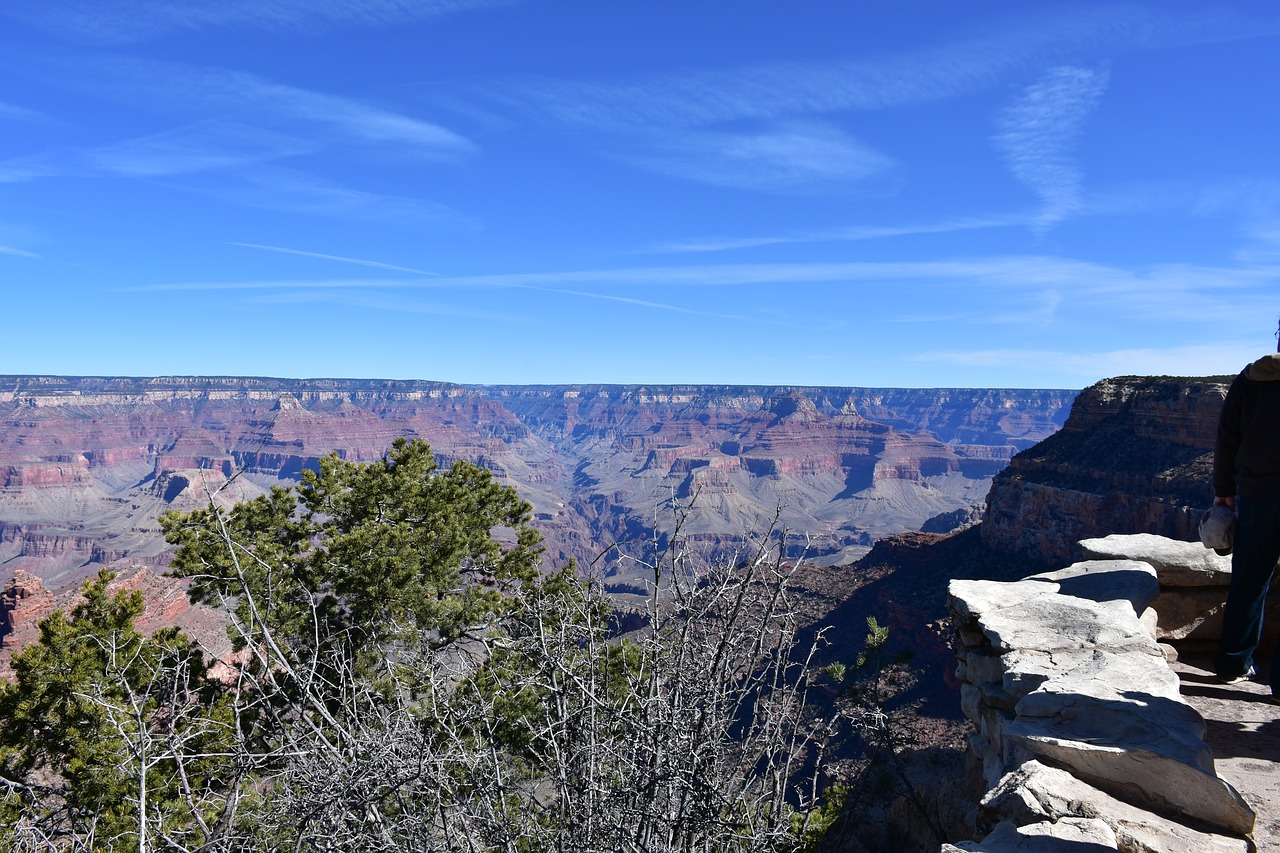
[1174,648,1280,851]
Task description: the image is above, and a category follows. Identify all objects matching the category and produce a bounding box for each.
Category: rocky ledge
[944,533,1255,851]
[1077,534,1280,647]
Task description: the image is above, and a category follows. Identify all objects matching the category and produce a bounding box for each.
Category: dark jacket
[1214,353,1280,500]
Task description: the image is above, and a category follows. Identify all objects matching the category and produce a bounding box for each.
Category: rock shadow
[1202,716,1280,762]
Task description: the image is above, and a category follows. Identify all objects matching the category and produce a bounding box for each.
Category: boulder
[951,561,1159,658]
[943,818,1119,851]
[1006,687,1253,835]
[949,579,1063,625]
[1001,645,1177,707]
[979,760,1248,853]
[1076,533,1280,642]
[1024,560,1159,615]
[1078,534,1230,587]
[973,590,1155,657]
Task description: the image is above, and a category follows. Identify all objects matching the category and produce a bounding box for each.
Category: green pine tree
[0,570,233,851]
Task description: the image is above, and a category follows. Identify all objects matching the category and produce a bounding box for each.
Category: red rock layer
[0,567,230,680]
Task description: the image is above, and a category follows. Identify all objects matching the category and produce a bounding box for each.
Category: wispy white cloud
[134,254,1280,317]
[0,126,463,227]
[491,24,1036,129]
[58,57,474,157]
[993,65,1109,231]
[1075,176,1280,224]
[79,122,312,178]
[0,245,41,259]
[1191,179,1280,220]
[1237,221,1280,264]
[168,166,478,228]
[898,288,1066,326]
[448,4,1280,194]
[136,274,747,320]
[136,278,407,291]
[477,6,1278,133]
[0,56,475,225]
[251,290,522,324]
[0,59,474,227]
[4,51,472,166]
[3,0,520,43]
[649,176,1280,255]
[404,258,1276,314]
[0,156,65,184]
[648,214,1026,253]
[647,175,1280,254]
[623,122,897,193]
[495,284,750,321]
[0,101,45,122]
[88,124,308,175]
[0,151,465,232]
[912,343,1264,380]
[233,76,472,154]
[124,250,1280,351]
[228,243,442,276]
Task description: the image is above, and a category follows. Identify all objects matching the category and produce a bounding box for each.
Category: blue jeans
[1217,496,1280,689]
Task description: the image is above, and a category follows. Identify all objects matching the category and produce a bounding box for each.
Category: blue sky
[1,1,1278,389]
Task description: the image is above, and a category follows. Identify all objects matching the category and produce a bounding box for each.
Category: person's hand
[1214,495,1236,510]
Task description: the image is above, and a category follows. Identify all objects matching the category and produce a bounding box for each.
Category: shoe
[1219,666,1257,685]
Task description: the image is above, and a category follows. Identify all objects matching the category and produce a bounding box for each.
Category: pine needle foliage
[0,440,846,852]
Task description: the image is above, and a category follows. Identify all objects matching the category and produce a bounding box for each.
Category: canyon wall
[982,376,1231,564]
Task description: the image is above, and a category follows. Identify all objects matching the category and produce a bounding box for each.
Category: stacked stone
[945,545,1254,852]
[1078,533,1280,645]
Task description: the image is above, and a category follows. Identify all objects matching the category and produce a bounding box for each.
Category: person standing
[1214,323,1280,697]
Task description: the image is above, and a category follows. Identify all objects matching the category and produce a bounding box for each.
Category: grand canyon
[0,375,1072,673]
[3,372,1272,850]
[0,375,1075,590]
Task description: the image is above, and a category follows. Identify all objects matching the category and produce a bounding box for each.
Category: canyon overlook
[1,371,1274,849]
[0,376,1074,595]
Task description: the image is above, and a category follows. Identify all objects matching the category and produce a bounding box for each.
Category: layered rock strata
[946,538,1254,851]
[0,570,54,665]
[983,376,1230,564]
[0,376,1075,594]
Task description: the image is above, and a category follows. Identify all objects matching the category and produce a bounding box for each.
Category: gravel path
[1173,648,1280,851]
